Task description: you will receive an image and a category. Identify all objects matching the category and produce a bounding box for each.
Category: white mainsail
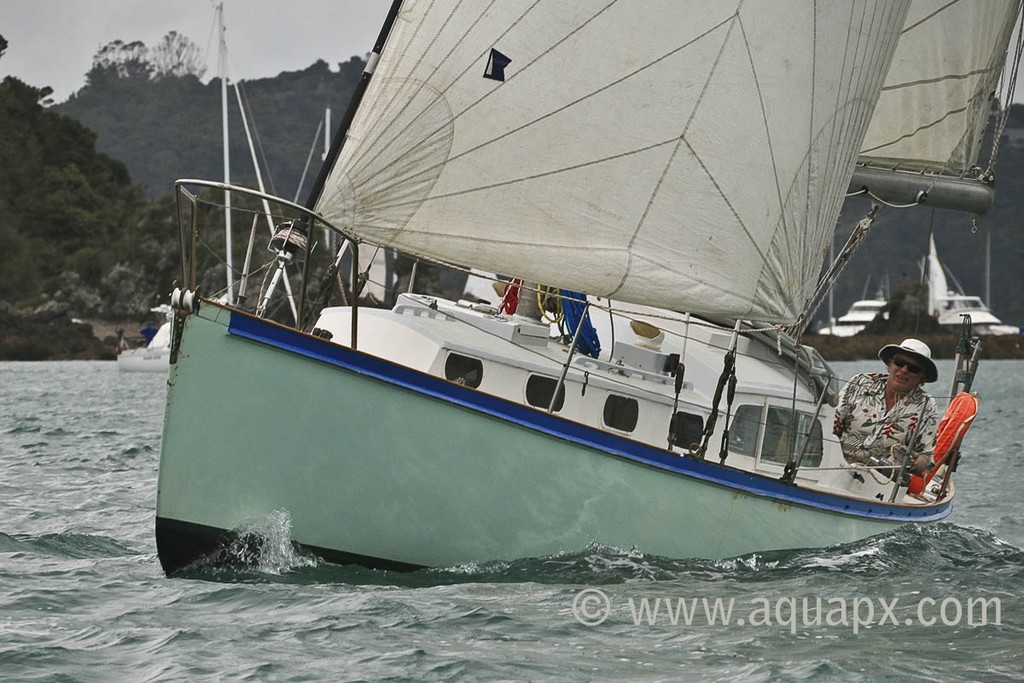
[315,1,910,323]
[860,0,1020,174]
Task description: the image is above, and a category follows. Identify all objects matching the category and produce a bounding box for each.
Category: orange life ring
[908,391,979,495]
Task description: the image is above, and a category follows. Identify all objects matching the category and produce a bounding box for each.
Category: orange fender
[908,392,979,495]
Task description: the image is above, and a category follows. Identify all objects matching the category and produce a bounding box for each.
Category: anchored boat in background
[925,235,1020,336]
[817,279,890,337]
[155,1,1022,574]
[117,305,172,373]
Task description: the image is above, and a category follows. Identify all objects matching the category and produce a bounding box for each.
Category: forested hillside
[0,35,177,321]
[1,33,364,328]
[55,36,365,201]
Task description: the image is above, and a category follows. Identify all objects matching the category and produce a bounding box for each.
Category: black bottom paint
[155,517,425,575]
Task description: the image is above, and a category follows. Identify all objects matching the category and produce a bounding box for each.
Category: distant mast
[323,107,331,160]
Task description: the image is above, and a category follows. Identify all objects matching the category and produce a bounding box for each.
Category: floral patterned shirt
[833,372,938,466]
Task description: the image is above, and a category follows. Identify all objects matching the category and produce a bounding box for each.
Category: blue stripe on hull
[227,311,952,524]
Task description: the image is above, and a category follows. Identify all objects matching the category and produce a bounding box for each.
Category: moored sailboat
[155,1,1022,574]
[925,235,1020,335]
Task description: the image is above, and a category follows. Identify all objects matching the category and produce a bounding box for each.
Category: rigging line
[347,8,736,203]
[793,204,879,336]
[237,81,276,195]
[293,119,324,204]
[863,190,925,209]
[191,195,295,226]
[201,2,219,81]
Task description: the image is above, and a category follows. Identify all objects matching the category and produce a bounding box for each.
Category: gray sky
[2,0,391,103]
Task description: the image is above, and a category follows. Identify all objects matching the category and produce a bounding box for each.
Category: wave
[174,521,1023,588]
[0,531,136,559]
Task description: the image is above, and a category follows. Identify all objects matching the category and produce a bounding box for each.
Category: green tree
[150,31,206,79]
[0,59,147,306]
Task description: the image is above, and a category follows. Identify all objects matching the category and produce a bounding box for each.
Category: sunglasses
[891,357,923,375]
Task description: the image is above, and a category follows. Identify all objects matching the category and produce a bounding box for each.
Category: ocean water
[1,359,1021,681]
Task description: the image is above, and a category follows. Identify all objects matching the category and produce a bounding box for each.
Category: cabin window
[760,406,823,467]
[603,394,639,432]
[526,375,565,412]
[729,405,762,456]
[669,411,704,449]
[444,353,483,388]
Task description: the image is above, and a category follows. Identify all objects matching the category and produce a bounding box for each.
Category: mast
[304,0,405,211]
[323,107,331,162]
[217,2,234,303]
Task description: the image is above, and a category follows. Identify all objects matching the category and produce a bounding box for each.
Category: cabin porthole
[444,353,483,388]
[603,394,639,432]
[526,375,565,412]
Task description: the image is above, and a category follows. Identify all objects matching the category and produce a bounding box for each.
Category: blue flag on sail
[484,48,512,81]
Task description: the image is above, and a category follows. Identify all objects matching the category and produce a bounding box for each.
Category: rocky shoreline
[803,332,1024,361]
[1,303,121,361]
[2,302,1023,362]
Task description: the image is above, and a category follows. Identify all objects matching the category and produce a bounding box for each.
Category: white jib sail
[315,0,911,323]
[859,0,1020,174]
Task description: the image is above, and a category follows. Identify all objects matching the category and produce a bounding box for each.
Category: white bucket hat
[878,338,938,383]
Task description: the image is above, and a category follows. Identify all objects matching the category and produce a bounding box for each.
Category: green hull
[156,304,927,573]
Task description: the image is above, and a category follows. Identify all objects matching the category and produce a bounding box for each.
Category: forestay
[315,1,909,323]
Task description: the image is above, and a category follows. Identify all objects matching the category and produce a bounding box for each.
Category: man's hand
[909,455,932,475]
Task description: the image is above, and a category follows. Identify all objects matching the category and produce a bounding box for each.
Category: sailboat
[155,1,1021,574]
[925,235,1019,335]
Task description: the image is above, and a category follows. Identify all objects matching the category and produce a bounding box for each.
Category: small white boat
[117,305,172,373]
[153,1,1020,574]
[926,236,1019,335]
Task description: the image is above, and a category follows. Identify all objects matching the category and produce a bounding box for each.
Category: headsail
[850,0,1022,212]
[925,234,950,316]
[315,1,910,323]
